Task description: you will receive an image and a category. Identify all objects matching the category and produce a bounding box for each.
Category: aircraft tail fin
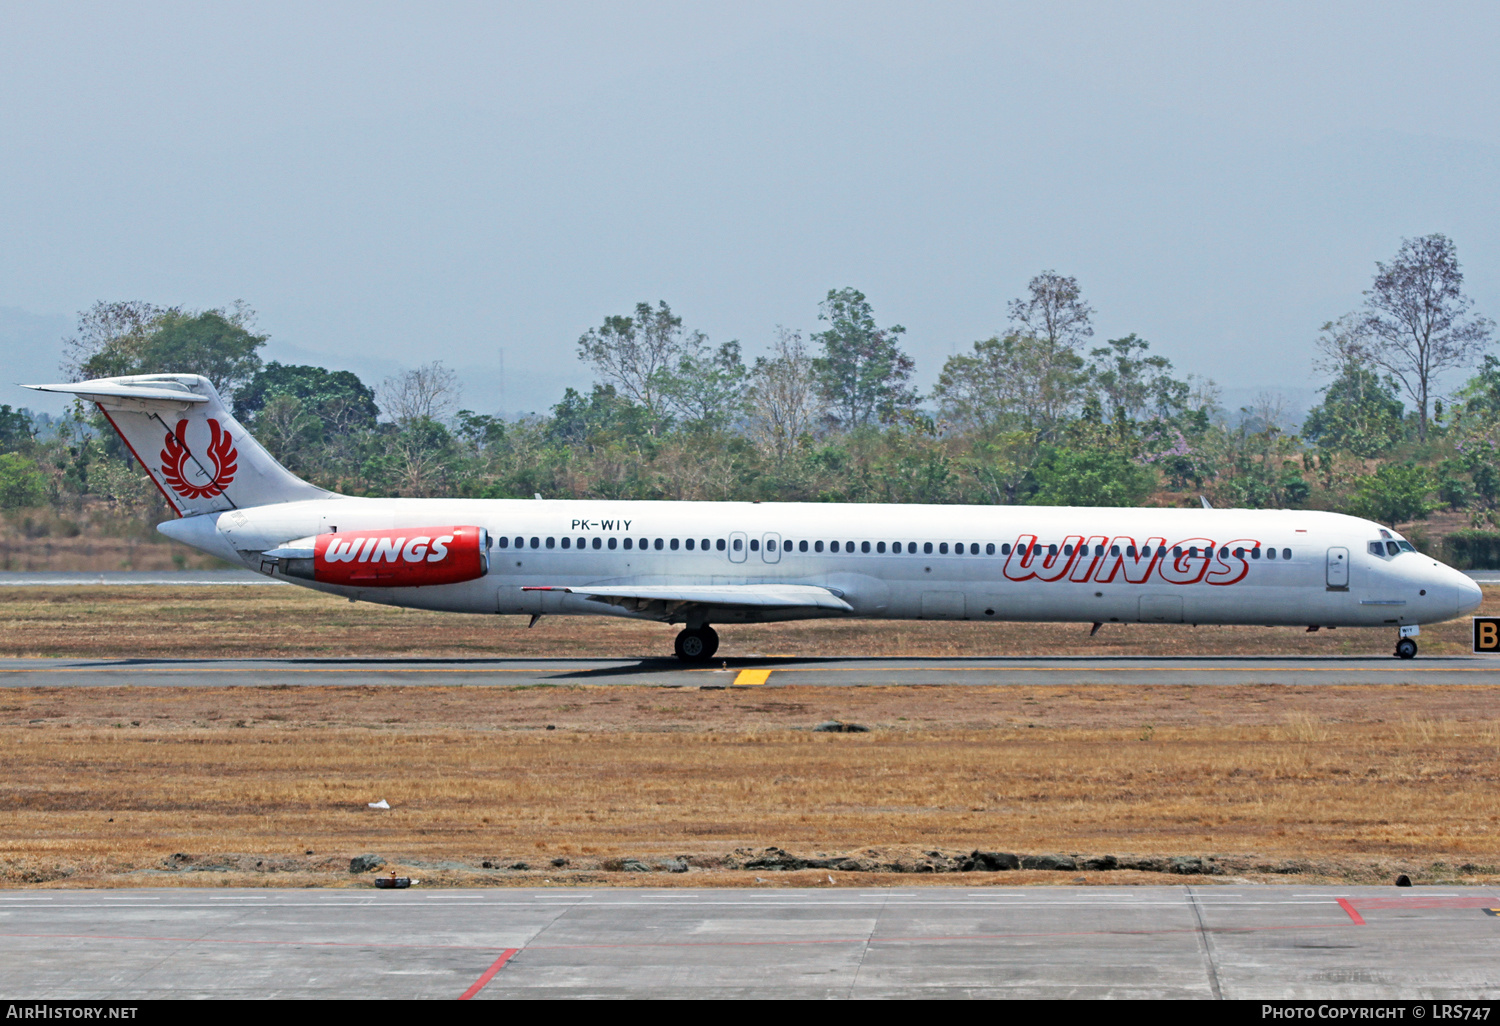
[25,374,330,516]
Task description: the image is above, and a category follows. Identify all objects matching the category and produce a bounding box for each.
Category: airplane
[27,373,1483,662]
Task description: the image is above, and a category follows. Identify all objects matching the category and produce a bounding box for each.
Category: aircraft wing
[521,583,853,614]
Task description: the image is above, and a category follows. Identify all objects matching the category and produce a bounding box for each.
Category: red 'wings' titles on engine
[305,526,489,587]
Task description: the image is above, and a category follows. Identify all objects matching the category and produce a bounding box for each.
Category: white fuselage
[162,497,1482,630]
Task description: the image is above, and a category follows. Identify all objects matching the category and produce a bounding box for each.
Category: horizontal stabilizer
[522,583,853,613]
[25,378,210,409]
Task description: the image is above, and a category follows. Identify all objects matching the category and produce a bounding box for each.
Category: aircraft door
[762,532,781,564]
[728,531,747,563]
[1326,546,1349,589]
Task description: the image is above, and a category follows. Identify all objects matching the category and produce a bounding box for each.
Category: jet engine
[263,526,489,587]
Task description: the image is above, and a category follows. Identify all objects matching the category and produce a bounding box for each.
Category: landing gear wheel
[1395,637,1418,660]
[674,626,719,662]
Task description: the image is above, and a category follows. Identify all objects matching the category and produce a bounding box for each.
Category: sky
[1,1,1497,422]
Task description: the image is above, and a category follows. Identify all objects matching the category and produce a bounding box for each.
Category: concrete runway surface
[2,886,1498,998]
[1,654,1497,688]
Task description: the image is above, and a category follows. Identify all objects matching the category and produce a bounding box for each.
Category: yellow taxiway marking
[732,669,773,686]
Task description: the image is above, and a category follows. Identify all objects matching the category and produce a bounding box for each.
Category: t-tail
[25,374,329,515]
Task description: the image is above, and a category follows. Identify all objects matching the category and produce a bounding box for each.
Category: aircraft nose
[1455,575,1484,618]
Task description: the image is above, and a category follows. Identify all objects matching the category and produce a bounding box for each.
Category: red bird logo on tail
[160,418,238,499]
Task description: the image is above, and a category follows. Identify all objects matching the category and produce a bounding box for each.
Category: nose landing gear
[1395,637,1418,660]
[674,625,719,662]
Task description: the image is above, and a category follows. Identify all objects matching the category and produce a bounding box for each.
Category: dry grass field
[0,583,1495,658]
[4,682,1500,889]
[2,585,1498,889]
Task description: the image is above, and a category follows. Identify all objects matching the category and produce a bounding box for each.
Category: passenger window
[749,539,759,552]
[1126,545,1136,557]
[861,541,871,554]
[716,539,725,551]
[701,539,709,550]
[1386,541,1400,557]
[1233,547,1244,558]
[684,538,694,550]
[497,536,509,549]
[1095,544,1105,556]
[732,539,742,552]
[546,537,556,548]
[1048,544,1058,556]
[766,539,775,551]
[984,543,993,555]
[671,539,680,550]
[623,538,632,550]
[653,538,663,550]
[1110,545,1120,557]
[1266,547,1276,560]
[560,537,569,549]
[1141,546,1151,557]
[1218,547,1228,558]
[876,541,886,553]
[606,537,616,550]
[514,537,524,548]
[1171,546,1182,558]
[530,537,540,549]
[814,541,824,553]
[938,543,948,555]
[1251,547,1260,559]
[1065,544,1075,556]
[1001,543,1011,555]
[799,540,808,552]
[592,537,602,550]
[846,541,854,551]
[1283,548,1291,560]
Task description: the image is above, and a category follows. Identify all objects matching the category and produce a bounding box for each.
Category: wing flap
[522,583,853,613]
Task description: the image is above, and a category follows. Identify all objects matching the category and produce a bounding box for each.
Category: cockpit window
[1368,541,1385,557]
[1386,541,1401,557]
[1397,540,1415,552]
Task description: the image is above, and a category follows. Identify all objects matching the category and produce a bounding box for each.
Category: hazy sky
[2,1,1497,419]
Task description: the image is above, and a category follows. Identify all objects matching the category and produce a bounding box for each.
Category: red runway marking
[459,948,518,1000]
[1351,895,1500,912]
[1337,899,1365,925]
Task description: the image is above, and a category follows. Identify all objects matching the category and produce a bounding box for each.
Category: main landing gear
[1395,637,1418,660]
[675,625,720,663]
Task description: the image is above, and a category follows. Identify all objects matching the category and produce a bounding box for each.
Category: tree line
[1,233,1496,561]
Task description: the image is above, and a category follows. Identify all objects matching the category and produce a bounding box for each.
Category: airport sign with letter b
[1474,617,1500,653]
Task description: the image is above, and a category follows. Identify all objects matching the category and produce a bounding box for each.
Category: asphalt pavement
[2,886,1497,999]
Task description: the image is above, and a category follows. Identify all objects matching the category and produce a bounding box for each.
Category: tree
[1302,317,1407,457]
[1087,334,1191,441]
[1025,446,1157,507]
[63,300,170,380]
[234,362,379,435]
[64,301,267,397]
[0,453,45,508]
[379,362,461,426]
[655,338,748,430]
[1349,463,1436,526]
[577,301,695,424]
[0,406,34,453]
[1360,234,1493,441]
[1007,270,1094,351]
[811,288,918,428]
[748,328,822,464]
[932,332,1086,438]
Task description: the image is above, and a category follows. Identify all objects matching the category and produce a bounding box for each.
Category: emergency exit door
[1326,546,1349,589]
